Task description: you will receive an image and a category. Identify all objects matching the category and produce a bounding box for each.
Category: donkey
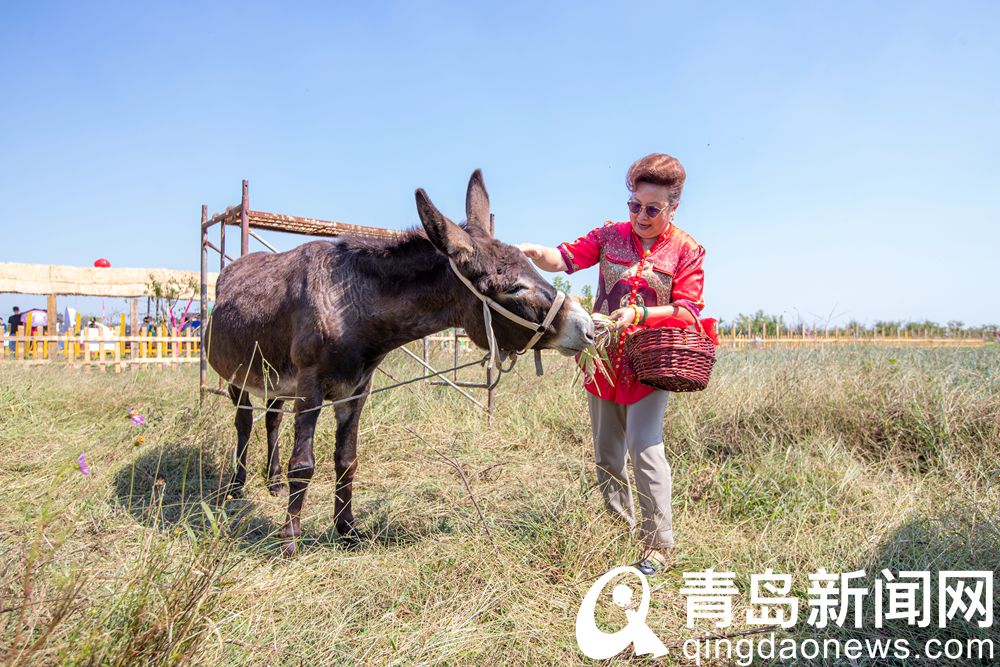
[206,170,594,555]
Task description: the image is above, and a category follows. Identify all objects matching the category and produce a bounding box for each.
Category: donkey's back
[207,240,341,397]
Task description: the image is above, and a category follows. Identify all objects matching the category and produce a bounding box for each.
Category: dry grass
[1,345,998,665]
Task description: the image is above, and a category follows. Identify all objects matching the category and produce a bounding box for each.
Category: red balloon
[94,258,111,268]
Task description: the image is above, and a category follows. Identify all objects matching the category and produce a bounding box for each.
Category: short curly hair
[626,153,686,205]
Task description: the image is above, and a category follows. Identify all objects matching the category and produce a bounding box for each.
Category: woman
[517,153,706,574]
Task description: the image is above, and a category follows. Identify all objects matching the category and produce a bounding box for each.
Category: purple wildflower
[78,452,90,476]
[129,408,146,426]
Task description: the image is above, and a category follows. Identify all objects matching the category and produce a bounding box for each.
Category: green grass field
[1,346,998,665]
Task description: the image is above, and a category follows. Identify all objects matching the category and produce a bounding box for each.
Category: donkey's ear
[415,188,474,259]
[465,169,491,237]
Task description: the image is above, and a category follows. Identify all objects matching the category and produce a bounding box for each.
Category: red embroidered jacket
[559,220,707,404]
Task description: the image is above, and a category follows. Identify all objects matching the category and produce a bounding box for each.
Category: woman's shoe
[633,548,671,576]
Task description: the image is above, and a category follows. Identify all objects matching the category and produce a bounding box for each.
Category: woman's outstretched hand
[515,243,544,261]
[515,243,568,272]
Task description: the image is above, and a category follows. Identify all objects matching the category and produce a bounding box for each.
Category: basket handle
[670,301,706,335]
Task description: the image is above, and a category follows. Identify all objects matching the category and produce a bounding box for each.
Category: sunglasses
[627,200,669,218]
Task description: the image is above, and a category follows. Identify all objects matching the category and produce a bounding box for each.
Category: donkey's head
[415,170,595,355]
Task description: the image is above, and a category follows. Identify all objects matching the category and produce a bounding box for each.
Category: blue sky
[1,1,997,326]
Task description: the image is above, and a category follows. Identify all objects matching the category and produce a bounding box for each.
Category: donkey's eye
[504,284,529,296]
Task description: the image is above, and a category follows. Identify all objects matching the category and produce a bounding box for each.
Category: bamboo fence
[1,309,202,371]
[2,321,989,370]
[716,322,990,348]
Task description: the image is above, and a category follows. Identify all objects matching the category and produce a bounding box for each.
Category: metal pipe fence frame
[198,181,499,421]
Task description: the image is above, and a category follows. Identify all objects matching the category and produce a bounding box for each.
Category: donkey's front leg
[279,376,323,557]
[333,389,369,544]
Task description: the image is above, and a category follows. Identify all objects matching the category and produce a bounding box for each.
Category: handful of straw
[574,313,617,391]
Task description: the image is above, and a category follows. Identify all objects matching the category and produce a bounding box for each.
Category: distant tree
[552,276,572,294]
[732,310,786,337]
[580,284,594,312]
[904,320,944,337]
[146,274,198,327]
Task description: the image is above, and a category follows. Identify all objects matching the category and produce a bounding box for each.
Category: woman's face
[628,182,675,240]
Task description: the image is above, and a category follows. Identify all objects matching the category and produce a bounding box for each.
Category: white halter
[448,258,566,371]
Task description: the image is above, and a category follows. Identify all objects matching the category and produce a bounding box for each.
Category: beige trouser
[587,390,674,550]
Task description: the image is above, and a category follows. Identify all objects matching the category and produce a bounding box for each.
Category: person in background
[7,306,20,356]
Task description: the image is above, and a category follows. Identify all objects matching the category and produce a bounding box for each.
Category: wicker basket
[625,305,716,392]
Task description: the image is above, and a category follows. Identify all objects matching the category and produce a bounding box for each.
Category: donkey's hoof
[279,540,298,558]
[224,483,244,500]
[337,523,364,548]
[268,481,287,497]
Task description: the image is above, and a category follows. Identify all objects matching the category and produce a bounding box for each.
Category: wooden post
[113,333,122,373]
[241,180,250,256]
[24,312,34,360]
[47,294,57,360]
[130,298,139,361]
[200,204,208,402]
[119,313,127,361]
[15,319,25,360]
[68,322,77,365]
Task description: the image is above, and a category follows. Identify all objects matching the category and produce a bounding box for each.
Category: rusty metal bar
[421,336,429,378]
[240,180,249,256]
[204,239,235,263]
[248,228,278,253]
[246,210,406,240]
[201,207,239,230]
[199,204,208,404]
[396,346,488,411]
[220,213,226,271]
[486,364,494,424]
[206,208,405,240]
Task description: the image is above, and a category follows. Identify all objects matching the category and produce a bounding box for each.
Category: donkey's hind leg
[264,399,286,496]
[227,384,254,498]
